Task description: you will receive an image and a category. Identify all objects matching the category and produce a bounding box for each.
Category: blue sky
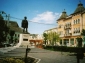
[0,0,85,34]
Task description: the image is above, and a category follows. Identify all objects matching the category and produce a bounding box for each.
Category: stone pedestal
[14,34,31,47]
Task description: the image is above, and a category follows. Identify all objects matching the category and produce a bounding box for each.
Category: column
[69,39,70,47]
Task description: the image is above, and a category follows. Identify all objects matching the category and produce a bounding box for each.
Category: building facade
[29,34,43,48]
[5,21,23,46]
[57,2,85,47]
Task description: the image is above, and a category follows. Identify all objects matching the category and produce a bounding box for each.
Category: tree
[52,32,60,45]
[47,31,60,46]
[81,29,85,36]
[43,33,48,45]
[47,32,52,45]
[76,37,82,47]
[81,29,85,47]
[0,14,9,44]
[76,29,85,47]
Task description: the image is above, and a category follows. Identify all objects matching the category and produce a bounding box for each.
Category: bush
[0,58,24,63]
[0,57,35,63]
[44,46,85,53]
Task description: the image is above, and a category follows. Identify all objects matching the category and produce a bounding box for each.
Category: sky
[0,0,85,34]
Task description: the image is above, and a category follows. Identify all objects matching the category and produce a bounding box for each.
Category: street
[2,47,85,63]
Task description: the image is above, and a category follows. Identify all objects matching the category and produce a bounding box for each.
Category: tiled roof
[9,26,23,33]
[73,2,85,14]
[6,21,23,33]
[9,21,19,27]
[57,10,68,20]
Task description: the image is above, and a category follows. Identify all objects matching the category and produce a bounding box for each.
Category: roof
[9,26,23,33]
[73,2,85,14]
[5,20,23,33]
[57,10,68,21]
[9,21,19,27]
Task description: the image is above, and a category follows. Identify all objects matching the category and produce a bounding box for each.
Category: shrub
[0,57,35,63]
[44,46,85,53]
[0,58,24,63]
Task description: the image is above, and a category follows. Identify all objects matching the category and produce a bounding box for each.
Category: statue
[21,16,28,33]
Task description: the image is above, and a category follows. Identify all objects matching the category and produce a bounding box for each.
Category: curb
[28,55,41,63]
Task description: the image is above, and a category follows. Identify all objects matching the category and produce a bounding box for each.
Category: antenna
[79,0,81,3]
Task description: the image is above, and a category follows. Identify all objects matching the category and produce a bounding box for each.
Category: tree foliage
[43,31,60,45]
[48,32,60,45]
[81,29,85,36]
[76,29,85,47]
[43,33,48,44]
[0,14,9,43]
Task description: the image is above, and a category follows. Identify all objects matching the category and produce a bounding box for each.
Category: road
[2,47,85,63]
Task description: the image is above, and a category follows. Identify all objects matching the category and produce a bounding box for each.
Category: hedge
[43,46,85,53]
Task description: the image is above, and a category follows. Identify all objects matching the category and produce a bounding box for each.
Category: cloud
[31,11,61,24]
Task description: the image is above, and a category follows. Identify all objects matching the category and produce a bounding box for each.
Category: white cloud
[31,11,61,24]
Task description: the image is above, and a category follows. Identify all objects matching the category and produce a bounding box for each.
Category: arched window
[78,19,80,24]
[76,19,77,24]
[74,20,75,24]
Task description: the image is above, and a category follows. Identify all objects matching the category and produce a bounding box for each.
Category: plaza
[0,47,85,63]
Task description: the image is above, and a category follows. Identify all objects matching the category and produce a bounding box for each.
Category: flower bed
[0,57,36,63]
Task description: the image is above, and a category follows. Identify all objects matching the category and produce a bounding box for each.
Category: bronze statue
[21,16,28,33]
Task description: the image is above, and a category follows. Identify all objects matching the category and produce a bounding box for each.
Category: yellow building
[57,2,85,47]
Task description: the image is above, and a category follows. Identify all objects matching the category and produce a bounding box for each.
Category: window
[74,20,75,24]
[15,34,16,37]
[59,25,61,28]
[70,39,74,45]
[78,19,80,24]
[77,27,80,33]
[18,34,19,37]
[74,28,76,33]
[76,19,77,24]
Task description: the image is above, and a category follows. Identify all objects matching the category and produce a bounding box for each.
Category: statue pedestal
[14,34,31,47]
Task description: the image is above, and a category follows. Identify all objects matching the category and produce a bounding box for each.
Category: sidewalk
[0,47,16,55]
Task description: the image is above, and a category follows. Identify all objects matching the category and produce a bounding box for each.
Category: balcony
[64,23,71,30]
[64,33,72,37]
[59,35,64,37]
[64,26,71,29]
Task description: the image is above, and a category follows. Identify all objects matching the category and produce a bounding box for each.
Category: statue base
[14,34,31,47]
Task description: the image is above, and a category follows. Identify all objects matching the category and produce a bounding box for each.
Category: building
[57,2,85,47]
[29,34,43,48]
[5,21,23,45]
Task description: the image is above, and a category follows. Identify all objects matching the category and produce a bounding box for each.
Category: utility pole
[7,14,10,26]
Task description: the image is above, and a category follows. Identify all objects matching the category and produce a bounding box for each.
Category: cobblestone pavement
[2,47,85,63]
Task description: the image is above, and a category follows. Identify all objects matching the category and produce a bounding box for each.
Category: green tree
[47,31,60,46]
[43,33,48,45]
[76,29,85,47]
[76,37,82,47]
[47,32,52,45]
[81,29,85,36]
[52,32,60,46]
[81,29,85,47]
[0,14,9,44]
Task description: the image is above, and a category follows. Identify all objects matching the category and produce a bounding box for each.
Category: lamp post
[25,45,31,63]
